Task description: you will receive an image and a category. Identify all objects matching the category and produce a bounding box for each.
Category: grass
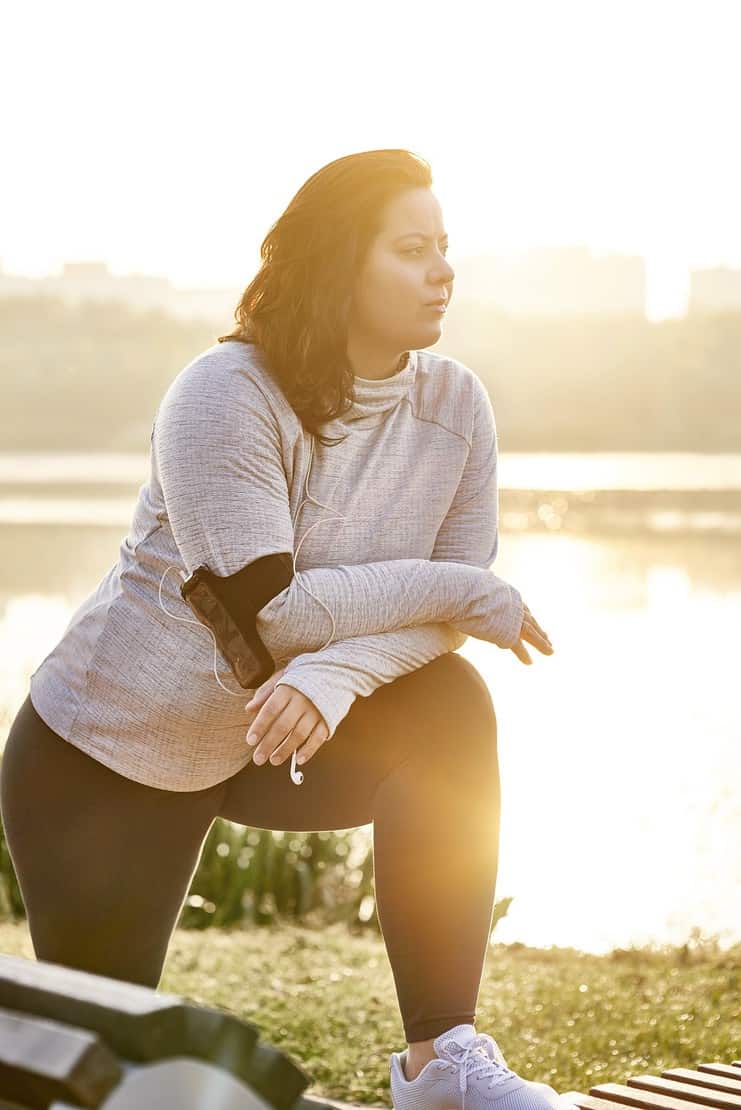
[0,920,737,1107]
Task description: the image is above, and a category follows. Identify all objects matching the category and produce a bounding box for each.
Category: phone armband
[180,552,294,689]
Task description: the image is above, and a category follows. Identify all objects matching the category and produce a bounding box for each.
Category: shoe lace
[439,1032,515,1099]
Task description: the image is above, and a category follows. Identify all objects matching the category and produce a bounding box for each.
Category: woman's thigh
[0,694,226,986]
[218,651,497,830]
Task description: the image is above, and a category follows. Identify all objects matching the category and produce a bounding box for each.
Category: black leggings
[0,652,501,1044]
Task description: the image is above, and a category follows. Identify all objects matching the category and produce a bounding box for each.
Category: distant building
[688,266,741,313]
[450,246,646,316]
[0,259,240,323]
[61,261,111,281]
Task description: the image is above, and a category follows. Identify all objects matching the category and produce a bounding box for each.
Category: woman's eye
[404,246,449,256]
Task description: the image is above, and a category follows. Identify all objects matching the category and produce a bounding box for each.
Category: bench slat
[588,1081,721,1110]
[662,1070,741,1095]
[560,1095,635,1110]
[626,1075,741,1109]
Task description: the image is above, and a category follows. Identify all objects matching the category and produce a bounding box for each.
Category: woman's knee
[408,653,498,766]
[434,653,496,730]
[28,905,167,988]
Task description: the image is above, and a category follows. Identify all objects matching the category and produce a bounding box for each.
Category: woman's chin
[410,319,444,345]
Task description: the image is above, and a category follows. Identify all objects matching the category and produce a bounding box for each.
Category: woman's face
[348,186,455,361]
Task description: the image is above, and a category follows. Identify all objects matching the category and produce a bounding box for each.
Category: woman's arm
[254,556,521,666]
[154,353,522,677]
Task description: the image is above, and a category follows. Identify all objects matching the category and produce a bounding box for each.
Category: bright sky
[2,0,740,318]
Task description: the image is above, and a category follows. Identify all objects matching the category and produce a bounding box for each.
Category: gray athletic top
[29,341,523,791]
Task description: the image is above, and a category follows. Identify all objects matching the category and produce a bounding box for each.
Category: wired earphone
[157,431,359,786]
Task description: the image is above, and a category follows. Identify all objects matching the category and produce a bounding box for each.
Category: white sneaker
[389,1022,579,1110]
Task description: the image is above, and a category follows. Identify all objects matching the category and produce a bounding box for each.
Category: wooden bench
[562,1059,741,1110]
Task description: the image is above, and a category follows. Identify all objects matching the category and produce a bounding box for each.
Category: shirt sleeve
[274,373,523,737]
[154,354,523,688]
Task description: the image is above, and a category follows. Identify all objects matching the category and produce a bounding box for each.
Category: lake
[1,451,739,956]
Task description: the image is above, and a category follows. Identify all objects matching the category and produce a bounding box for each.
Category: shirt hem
[29,681,253,794]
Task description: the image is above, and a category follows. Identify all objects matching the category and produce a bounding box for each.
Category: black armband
[180,552,294,689]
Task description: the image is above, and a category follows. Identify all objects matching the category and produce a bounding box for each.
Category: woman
[0,149,563,1109]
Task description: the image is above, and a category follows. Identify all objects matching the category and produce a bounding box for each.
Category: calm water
[1,452,739,955]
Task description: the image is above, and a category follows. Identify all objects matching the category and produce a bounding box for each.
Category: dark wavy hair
[217,148,433,447]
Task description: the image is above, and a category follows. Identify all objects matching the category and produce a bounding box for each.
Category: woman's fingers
[246,682,329,768]
[246,687,300,764]
[510,639,533,664]
[267,712,317,766]
[521,620,554,655]
[293,720,330,766]
[245,666,287,716]
[269,717,330,768]
[522,604,552,646]
[510,603,555,665]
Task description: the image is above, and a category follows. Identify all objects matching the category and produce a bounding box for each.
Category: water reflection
[2,452,740,536]
[464,530,741,955]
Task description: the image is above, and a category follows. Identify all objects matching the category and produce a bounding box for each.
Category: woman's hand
[244,667,330,768]
[510,602,554,665]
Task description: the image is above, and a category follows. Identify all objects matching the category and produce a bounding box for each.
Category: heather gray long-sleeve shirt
[29,340,524,791]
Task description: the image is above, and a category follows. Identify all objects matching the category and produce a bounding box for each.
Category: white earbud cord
[156,433,359,785]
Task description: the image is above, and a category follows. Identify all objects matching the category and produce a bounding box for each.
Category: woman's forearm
[255,557,523,666]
